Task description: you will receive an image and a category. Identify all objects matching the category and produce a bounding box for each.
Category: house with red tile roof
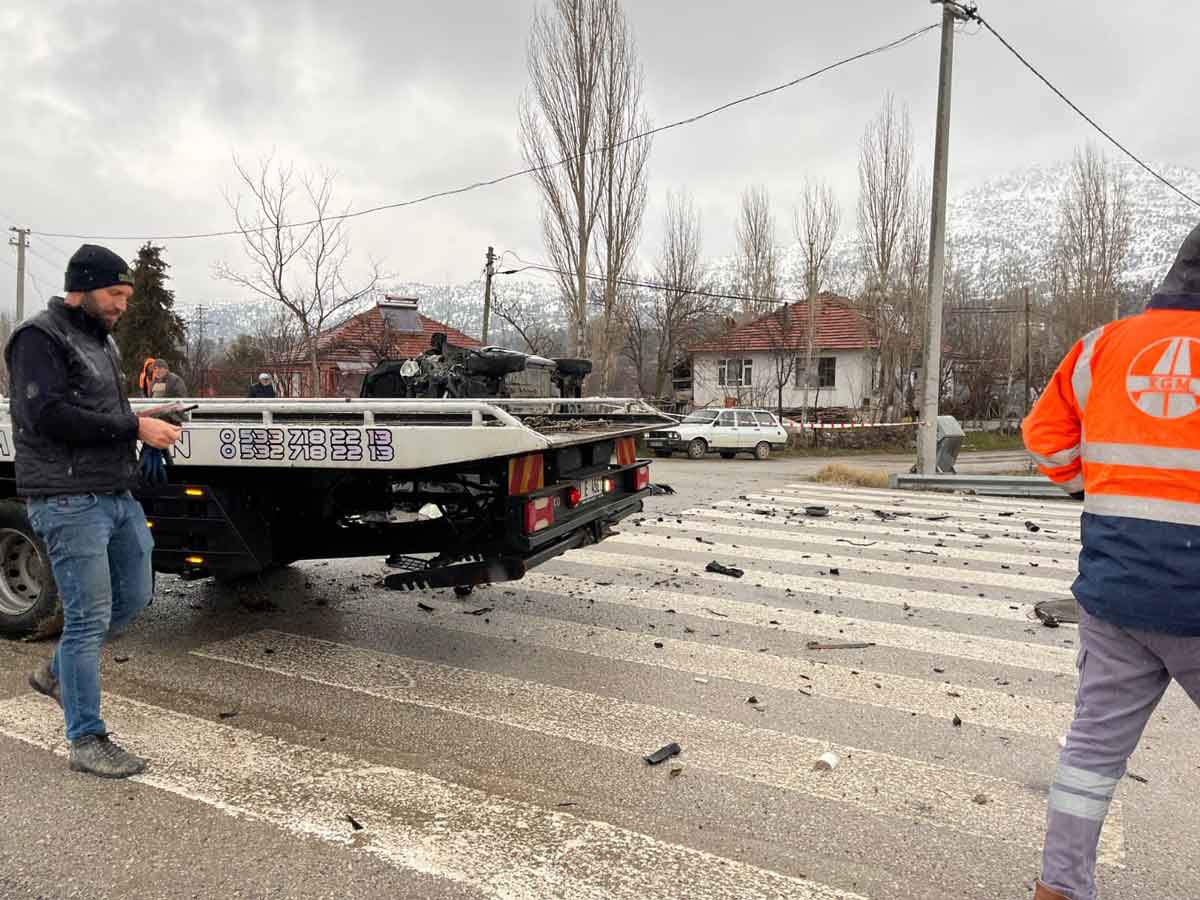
[277,296,482,397]
[688,294,878,412]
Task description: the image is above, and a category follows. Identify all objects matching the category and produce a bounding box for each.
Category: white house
[689,295,878,413]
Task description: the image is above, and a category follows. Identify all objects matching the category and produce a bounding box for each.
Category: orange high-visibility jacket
[1023,222,1200,633]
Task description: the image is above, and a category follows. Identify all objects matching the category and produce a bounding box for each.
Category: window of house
[818,356,836,388]
[717,357,752,387]
[794,357,814,388]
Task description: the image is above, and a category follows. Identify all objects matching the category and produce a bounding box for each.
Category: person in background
[248,372,276,398]
[6,243,180,779]
[149,359,187,398]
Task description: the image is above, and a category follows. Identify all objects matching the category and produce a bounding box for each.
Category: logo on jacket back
[1127,336,1200,419]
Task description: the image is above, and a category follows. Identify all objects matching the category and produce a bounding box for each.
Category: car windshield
[682,410,720,424]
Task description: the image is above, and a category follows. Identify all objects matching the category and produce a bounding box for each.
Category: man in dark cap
[5,244,181,779]
[149,359,188,398]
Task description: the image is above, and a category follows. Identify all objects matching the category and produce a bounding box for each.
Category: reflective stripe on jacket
[1024,225,1200,633]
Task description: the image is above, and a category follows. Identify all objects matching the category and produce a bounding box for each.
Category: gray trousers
[1041,607,1200,899]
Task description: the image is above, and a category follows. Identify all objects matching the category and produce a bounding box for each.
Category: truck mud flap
[383,529,589,592]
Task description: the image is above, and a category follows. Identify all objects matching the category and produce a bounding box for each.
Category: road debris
[1025,520,1041,533]
[1035,598,1080,626]
[217,710,238,720]
[701,607,729,618]
[972,793,991,805]
[417,602,435,613]
[746,695,760,705]
[805,641,876,651]
[925,514,952,522]
[813,752,840,772]
[669,763,685,777]
[952,714,963,727]
[1126,772,1149,784]
[462,607,494,616]
[695,537,715,545]
[828,568,840,576]
[693,677,709,685]
[805,506,830,518]
[556,802,578,808]
[648,483,676,495]
[705,561,744,578]
[113,655,130,664]
[346,814,364,831]
[644,742,683,765]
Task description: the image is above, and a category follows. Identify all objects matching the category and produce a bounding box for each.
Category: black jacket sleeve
[8,329,139,446]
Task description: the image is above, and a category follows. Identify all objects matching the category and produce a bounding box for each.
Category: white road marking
[764,487,1083,526]
[0,693,862,900]
[605,532,1076,595]
[552,551,1039,623]
[191,629,1116,860]
[634,517,1078,575]
[780,484,1079,518]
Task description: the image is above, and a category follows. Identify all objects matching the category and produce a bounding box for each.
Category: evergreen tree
[115,243,186,391]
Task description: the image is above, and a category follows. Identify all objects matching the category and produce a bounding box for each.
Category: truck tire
[719,451,736,460]
[754,441,772,461]
[687,438,707,460]
[0,501,61,640]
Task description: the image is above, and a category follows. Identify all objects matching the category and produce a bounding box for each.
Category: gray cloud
[1,0,1194,316]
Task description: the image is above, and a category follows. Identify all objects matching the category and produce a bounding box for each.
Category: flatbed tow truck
[0,396,671,637]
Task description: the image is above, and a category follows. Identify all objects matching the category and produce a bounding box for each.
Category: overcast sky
[0,0,1194,316]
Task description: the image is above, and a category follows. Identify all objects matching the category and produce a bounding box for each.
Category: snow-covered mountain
[183,160,1199,343]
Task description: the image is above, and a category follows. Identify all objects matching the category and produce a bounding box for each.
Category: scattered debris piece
[417,602,435,613]
[669,763,685,777]
[217,710,238,720]
[644,742,683,765]
[695,536,715,545]
[693,677,709,685]
[556,802,578,808]
[952,714,963,727]
[705,561,744,578]
[746,695,759,705]
[346,815,364,831]
[805,506,830,518]
[653,641,664,649]
[649,483,676,495]
[946,691,961,698]
[462,607,494,616]
[836,539,877,547]
[1025,521,1041,533]
[925,514,951,522]
[828,568,840,576]
[1035,598,1080,626]
[1126,772,1149,784]
[113,655,130,664]
[998,511,1014,518]
[972,793,991,805]
[813,752,840,772]
[263,647,275,655]
[701,607,729,618]
[806,641,875,651]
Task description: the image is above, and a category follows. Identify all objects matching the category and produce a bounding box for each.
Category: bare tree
[521,0,648,374]
[649,190,714,397]
[734,186,779,317]
[491,289,564,357]
[1049,144,1132,346]
[216,155,380,397]
[793,179,841,421]
[856,94,914,419]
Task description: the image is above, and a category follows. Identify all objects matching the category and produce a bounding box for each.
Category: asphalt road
[3,452,1199,899]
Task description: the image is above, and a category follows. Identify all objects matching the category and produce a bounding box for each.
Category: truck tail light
[523,496,555,534]
[632,464,651,492]
[566,487,582,508]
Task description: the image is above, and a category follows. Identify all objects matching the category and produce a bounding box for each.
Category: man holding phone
[4,244,181,779]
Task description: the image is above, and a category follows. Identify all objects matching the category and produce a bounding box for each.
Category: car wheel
[0,501,61,640]
[719,452,736,460]
[754,441,771,461]
[687,438,707,460]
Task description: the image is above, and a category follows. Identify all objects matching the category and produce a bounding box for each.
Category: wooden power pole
[481,246,496,345]
[1024,287,1032,416]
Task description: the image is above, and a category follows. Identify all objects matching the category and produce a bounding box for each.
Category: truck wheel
[0,502,61,640]
[719,451,736,460]
[754,441,771,461]
[687,438,708,460]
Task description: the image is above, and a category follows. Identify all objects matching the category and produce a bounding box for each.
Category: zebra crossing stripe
[605,532,1076,594]
[191,629,1119,862]
[0,693,864,900]
[766,487,1084,525]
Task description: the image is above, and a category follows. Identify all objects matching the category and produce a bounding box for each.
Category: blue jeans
[26,492,154,741]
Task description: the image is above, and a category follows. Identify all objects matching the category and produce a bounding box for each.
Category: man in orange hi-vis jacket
[1023,222,1200,900]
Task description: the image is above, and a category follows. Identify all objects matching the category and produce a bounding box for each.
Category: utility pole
[8,227,29,322]
[1024,286,1032,416]
[194,305,207,396]
[917,1,971,474]
[481,246,496,345]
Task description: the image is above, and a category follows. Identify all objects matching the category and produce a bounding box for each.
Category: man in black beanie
[5,244,181,779]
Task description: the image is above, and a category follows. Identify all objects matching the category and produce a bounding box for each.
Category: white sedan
[646,408,790,461]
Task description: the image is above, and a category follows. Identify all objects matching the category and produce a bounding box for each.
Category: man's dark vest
[5,298,138,496]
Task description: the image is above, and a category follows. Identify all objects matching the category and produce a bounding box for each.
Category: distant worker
[1024,222,1200,900]
[149,359,187,398]
[137,357,156,397]
[248,372,276,399]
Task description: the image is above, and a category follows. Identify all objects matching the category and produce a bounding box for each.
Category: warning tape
[799,421,925,431]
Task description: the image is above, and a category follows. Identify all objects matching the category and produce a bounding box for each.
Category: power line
[28,24,939,243]
[969,7,1200,209]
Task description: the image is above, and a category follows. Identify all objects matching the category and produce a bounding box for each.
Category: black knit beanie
[64,244,134,293]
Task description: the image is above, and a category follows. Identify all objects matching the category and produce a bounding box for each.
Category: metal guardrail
[888,473,1073,500]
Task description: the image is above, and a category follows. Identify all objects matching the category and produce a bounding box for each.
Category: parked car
[645,408,789,461]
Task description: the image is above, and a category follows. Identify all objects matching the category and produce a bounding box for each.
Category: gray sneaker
[69,734,146,779]
[28,662,61,708]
